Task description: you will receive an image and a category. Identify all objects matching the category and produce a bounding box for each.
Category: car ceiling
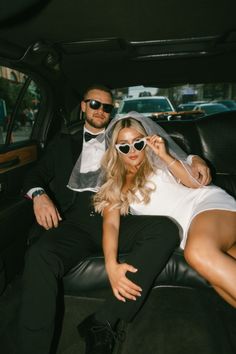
[0,0,236,92]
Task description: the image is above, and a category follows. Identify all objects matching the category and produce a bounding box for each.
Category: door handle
[0,156,20,168]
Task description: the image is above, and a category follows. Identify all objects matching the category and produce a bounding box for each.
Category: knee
[25,237,63,277]
[184,239,214,272]
[27,235,51,257]
[149,217,180,248]
[162,218,180,246]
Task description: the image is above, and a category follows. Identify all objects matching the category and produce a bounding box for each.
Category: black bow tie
[84,131,104,142]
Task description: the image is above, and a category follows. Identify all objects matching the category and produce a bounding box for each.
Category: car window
[0,65,41,145]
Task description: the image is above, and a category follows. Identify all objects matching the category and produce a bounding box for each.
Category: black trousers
[18,193,179,354]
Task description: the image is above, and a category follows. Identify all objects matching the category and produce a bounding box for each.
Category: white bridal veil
[68,111,198,192]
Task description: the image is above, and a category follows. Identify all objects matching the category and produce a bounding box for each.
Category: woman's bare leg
[184,210,236,307]
[213,287,236,307]
[213,244,236,307]
[227,243,236,259]
[215,244,236,307]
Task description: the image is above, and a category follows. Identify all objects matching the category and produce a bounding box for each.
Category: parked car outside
[117,96,175,118]
[193,102,230,115]
[212,99,236,110]
[177,101,207,111]
[177,102,197,111]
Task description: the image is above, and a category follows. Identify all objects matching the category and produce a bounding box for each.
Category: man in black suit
[18,84,211,354]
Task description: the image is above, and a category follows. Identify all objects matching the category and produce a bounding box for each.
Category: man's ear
[81,100,86,113]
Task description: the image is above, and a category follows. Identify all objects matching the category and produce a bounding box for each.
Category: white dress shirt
[80,127,106,173]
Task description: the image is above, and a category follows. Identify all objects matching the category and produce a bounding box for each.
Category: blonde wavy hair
[94,118,156,215]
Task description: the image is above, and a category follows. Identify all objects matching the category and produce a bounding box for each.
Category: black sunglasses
[84,99,113,113]
[115,138,147,155]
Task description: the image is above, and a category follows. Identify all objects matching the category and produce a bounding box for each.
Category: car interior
[0,1,236,353]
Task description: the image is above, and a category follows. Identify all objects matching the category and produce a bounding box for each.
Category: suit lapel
[71,128,84,165]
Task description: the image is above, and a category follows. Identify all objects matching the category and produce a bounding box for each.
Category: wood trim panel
[0,145,37,174]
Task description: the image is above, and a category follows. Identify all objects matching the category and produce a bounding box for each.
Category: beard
[85,113,110,129]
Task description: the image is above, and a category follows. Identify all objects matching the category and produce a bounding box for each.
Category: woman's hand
[106,261,142,302]
[146,135,169,160]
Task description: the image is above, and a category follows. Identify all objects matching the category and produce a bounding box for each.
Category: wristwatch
[32,189,46,199]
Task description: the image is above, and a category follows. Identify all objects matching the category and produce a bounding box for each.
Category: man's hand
[191,156,212,185]
[33,194,62,230]
[106,262,142,302]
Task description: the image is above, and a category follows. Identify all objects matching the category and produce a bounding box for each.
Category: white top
[130,168,236,249]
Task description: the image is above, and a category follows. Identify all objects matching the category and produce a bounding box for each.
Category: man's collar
[83,127,105,143]
[84,127,105,135]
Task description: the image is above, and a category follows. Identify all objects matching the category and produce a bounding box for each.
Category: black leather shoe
[77,314,116,354]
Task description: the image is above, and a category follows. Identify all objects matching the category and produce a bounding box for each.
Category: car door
[0,65,42,292]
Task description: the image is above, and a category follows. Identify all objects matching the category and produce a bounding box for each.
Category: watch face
[32,190,45,198]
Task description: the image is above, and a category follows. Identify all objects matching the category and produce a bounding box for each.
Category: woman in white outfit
[94,112,236,308]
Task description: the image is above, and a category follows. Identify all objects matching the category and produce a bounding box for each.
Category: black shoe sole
[77,314,96,339]
[77,318,88,339]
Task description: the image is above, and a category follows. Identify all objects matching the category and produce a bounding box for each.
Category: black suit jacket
[23,126,84,213]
